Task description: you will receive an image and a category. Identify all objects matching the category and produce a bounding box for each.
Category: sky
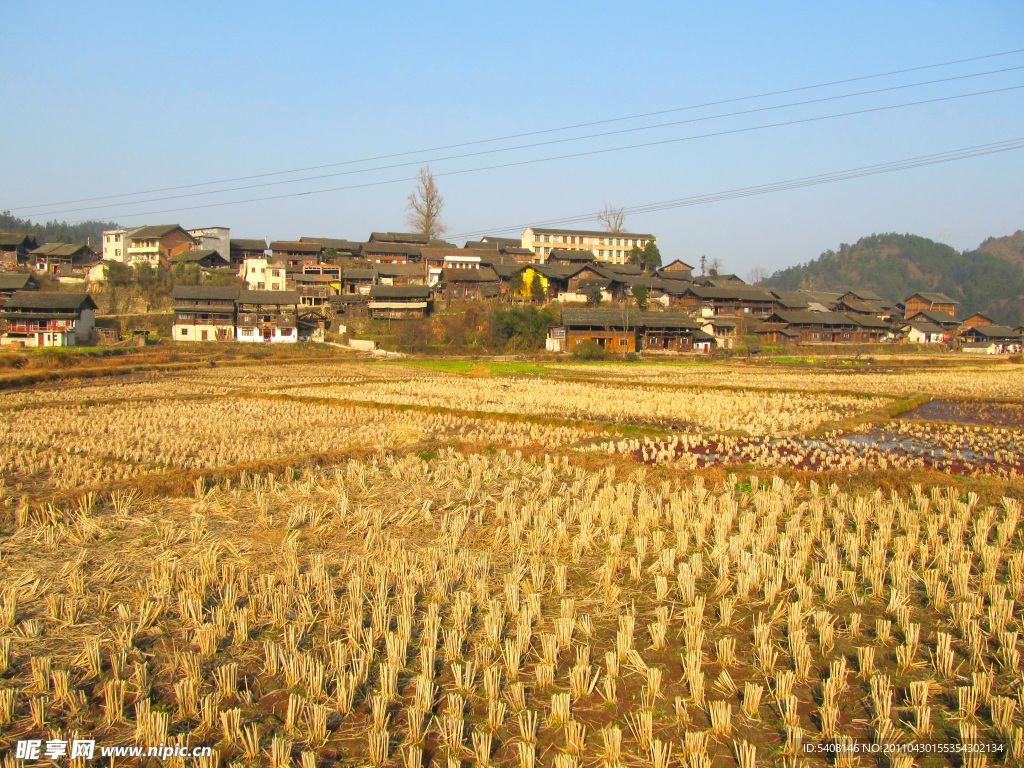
[2,0,1022,278]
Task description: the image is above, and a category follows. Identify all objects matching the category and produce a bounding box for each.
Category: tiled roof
[4,291,95,310]
[369,285,431,299]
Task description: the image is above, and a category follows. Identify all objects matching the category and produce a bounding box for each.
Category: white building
[240,258,288,291]
[101,228,136,262]
[522,227,656,265]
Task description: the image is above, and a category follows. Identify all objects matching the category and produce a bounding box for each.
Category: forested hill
[764,232,1024,325]
[974,229,1024,271]
[0,210,120,247]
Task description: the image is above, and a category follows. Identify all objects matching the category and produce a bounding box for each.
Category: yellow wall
[514,267,549,298]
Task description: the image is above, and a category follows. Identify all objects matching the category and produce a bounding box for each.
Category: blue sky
[2,0,1022,277]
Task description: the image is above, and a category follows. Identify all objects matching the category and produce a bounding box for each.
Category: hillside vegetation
[765,232,1024,325]
[975,228,1024,271]
[0,210,119,246]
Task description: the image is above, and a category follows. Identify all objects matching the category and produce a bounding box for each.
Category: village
[0,224,1022,355]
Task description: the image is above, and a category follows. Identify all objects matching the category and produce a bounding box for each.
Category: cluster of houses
[0,225,1021,353]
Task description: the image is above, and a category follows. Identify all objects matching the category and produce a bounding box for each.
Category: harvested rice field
[0,356,1022,767]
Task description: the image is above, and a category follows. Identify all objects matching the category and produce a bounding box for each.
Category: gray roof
[4,291,96,310]
[237,290,300,305]
[343,268,379,280]
[659,259,695,272]
[129,225,188,240]
[0,273,35,291]
[561,308,701,329]
[369,285,431,299]
[770,290,811,309]
[170,249,228,264]
[908,322,945,335]
[641,314,700,329]
[363,242,422,257]
[172,286,240,301]
[299,237,363,251]
[269,241,321,253]
[442,267,499,282]
[230,239,267,252]
[370,232,431,244]
[842,288,887,302]
[0,233,35,247]
[688,285,775,301]
[549,248,596,262]
[851,315,892,329]
[969,325,1021,339]
[561,307,644,327]
[374,263,425,277]
[481,236,522,247]
[908,309,960,325]
[906,292,959,304]
[769,311,862,326]
[30,242,93,258]
[535,264,585,280]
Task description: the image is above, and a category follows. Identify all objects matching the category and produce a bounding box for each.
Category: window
[280,328,293,336]
[179,313,192,320]
[241,328,254,337]
[619,338,628,346]
[181,328,188,336]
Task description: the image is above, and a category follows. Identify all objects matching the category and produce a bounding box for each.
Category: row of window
[179,327,293,337]
[534,234,649,247]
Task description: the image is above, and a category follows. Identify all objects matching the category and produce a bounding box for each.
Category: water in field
[624,413,1023,477]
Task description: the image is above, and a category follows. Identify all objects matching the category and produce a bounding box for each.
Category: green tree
[631,283,648,309]
[509,271,525,300]
[133,262,155,291]
[586,287,604,306]
[483,305,558,352]
[628,241,662,272]
[530,274,545,303]
[105,261,132,287]
[642,241,662,271]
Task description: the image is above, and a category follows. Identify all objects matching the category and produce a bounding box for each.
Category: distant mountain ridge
[764,231,1024,325]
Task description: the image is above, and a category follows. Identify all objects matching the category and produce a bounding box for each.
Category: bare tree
[406,166,448,239]
[707,257,723,277]
[597,203,626,232]
[746,266,769,285]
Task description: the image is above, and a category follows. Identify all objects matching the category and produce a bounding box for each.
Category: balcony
[236,312,296,328]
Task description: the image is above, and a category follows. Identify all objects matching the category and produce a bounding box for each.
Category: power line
[14,46,1024,211]
[449,139,1024,239]
[21,64,1024,219]
[71,83,1024,225]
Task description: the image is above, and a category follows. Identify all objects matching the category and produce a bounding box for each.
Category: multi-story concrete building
[101,228,137,262]
[187,227,231,263]
[240,258,288,291]
[522,227,656,265]
[125,225,195,266]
